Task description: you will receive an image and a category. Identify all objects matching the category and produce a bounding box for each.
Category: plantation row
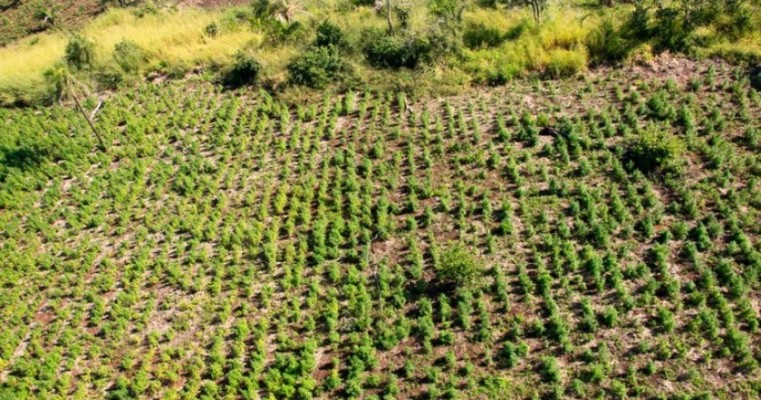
[0,60,759,399]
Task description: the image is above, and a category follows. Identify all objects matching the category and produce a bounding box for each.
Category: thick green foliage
[314,21,348,50]
[288,47,348,88]
[362,29,431,69]
[436,243,481,285]
[65,34,95,71]
[113,39,145,74]
[624,129,685,174]
[223,51,262,88]
[586,19,631,65]
[751,66,761,91]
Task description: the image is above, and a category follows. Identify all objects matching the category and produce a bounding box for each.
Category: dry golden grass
[83,9,261,70]
[0,8,260,105]
[0,34,67,104]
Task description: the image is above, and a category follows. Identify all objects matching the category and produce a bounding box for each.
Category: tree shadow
[0,144,48,181]
[0,0,21,12]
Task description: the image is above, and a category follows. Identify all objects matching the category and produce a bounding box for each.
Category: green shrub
[362,29,430,69]
[314,21,348,50]
[651,7,693,53]
[586,19,632,65]
[624,128,685,174]
[539,356,561,383]
[223,51,261,88]
[623,3,651,41]
[113,39,145,74]
[204,22,219,38]
[65,34,95,71]
[435,243,481,286]
[288,47,348,88]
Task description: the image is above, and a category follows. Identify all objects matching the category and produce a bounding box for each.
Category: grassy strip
[0,1,759,106]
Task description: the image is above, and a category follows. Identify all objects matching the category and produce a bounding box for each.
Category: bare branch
[89,98,103,121]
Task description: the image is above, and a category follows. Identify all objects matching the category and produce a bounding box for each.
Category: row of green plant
[0,59,758,398]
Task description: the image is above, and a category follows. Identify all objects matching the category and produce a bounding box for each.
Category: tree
[386,0,394,35]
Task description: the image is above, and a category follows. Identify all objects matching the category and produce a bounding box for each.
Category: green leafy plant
[435,243,481,286]
[222,51,262,88]
[65,34,95,71]
[288,47,348,88]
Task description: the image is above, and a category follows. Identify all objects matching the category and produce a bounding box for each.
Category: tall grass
[461,7,593,83]
[0,34,67,105]
[0,8,260,105]
[83,8,260,70]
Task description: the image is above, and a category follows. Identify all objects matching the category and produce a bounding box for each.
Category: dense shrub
[222,51,261,88]
[504,19,530,41]
[624,129,685,174]
[314,21,348,50]
[65,34,95,71]
[435,243,481,286]
[650,6,693,53]
[113,39,145,74]
[288,47,348,88]
[362,29,430,69]
[621,0,754,53]
[204,22,219,38]
[586,19,632,65]
[95,65,126,90]
[539,356,561,383]
[623,3,651,41]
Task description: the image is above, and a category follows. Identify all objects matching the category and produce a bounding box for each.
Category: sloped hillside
[0,58,759,399]
[0,0,102,46]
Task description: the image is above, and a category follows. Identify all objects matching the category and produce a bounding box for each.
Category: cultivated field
[0,57,759,399]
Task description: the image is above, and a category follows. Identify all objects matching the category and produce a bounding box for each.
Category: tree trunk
[71,91,106,151]
[386,0,393,35]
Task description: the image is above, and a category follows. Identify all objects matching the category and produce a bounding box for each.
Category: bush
[113,40,145,74]
[651,7,693,53]
[504,19,530,41]
[362,29,430,69]
[436,243,481,286]
[204,22,219,38]
[223,51,262,88]
[288,47,348,88]
[65,34,95,71]
[624,128,685,174]
[623,3,651,42]
[587,19,632,65]
[314,21,348,50]
[539,357,561,383]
